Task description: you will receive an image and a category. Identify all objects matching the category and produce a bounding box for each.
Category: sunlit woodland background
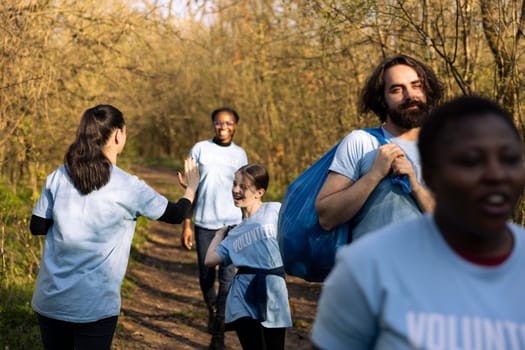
[2,0,525,347]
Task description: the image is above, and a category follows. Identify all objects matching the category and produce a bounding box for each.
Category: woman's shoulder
[197,139,214,146]
[110,165,132,177]
[109,166,142,186]
[258,202,281,219]
[189,138,213,149]
[229,141,246,151]
[263,201,281,211]
[44,165,69,185]
[190,139,213,151]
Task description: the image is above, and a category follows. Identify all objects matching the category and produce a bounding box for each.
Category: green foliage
[0,181,43,349]
[0,284,42,350]
[0,185,41,284]
[132,216,150,250]
[0,183,32,220]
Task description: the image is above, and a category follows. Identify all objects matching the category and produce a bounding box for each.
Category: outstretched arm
[158,157,200,225]
[157,199,192,224]
[180,157,200,202]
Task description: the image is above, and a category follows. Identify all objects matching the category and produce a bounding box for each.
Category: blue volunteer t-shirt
[330,127,423,240]
[31,165,168,322]
[312,214,525,350]
[216,202,292,328]
[190,139,248,230]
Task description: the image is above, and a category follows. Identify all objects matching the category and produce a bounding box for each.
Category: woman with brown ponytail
[29,104,200,350]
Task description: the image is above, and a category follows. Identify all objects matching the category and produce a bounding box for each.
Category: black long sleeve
[157,198,192,224]
[29,215,53,236]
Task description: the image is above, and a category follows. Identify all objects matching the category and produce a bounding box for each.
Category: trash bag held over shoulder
[277,142,349,283]
[277,127,411,282]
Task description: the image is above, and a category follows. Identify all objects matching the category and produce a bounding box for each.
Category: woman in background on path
[311,95,525,349]
[205,163,292,350]
[29,104,200,350]
[179,106,248,350]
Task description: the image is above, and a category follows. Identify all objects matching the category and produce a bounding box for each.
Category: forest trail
[112,164,321,350]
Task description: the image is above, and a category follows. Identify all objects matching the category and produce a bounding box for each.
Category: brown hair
[236,163,269,192]
[360,54,444,122]
[65,104,125,194]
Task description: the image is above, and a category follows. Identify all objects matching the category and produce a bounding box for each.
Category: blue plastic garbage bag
[277,127,411,282]
[277,142,348,282]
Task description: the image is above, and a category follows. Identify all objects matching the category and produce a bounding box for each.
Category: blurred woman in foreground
[311,95,525,349]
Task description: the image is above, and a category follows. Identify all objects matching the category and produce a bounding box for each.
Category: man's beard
[388,99,429,129]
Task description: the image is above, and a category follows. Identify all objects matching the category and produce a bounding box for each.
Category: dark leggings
[37,313,118,350]
[232,317,286,350]
[195,225,235,320]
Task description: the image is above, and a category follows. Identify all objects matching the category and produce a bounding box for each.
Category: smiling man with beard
[315,54,444,241]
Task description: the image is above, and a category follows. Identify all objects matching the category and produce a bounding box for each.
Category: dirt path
[112,164,322,350]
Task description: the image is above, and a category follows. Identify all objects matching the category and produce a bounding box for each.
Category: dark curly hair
[360,54,444,122]
[211,106,240,123]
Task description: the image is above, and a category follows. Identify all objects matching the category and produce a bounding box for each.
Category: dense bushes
[0,184,42,349]
[0,285,42,349]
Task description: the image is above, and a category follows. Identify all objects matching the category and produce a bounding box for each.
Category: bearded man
[315,54,444,241]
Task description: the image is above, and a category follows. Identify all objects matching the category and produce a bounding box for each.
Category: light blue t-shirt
[216,202,292,328]
[330,128,423,240]
[31,165,168,322]
[312,214,525,350]
[190,139,248,230]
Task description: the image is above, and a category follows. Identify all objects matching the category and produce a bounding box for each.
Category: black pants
[37,313,118,350]
[195,225,235,320]
[231,317,286,350]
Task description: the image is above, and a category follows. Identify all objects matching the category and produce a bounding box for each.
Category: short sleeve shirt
[329,128,423,240]
[31,165,168,322]
[216,202,292,328]
[190,140,248,229]
[312,215,525,350]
